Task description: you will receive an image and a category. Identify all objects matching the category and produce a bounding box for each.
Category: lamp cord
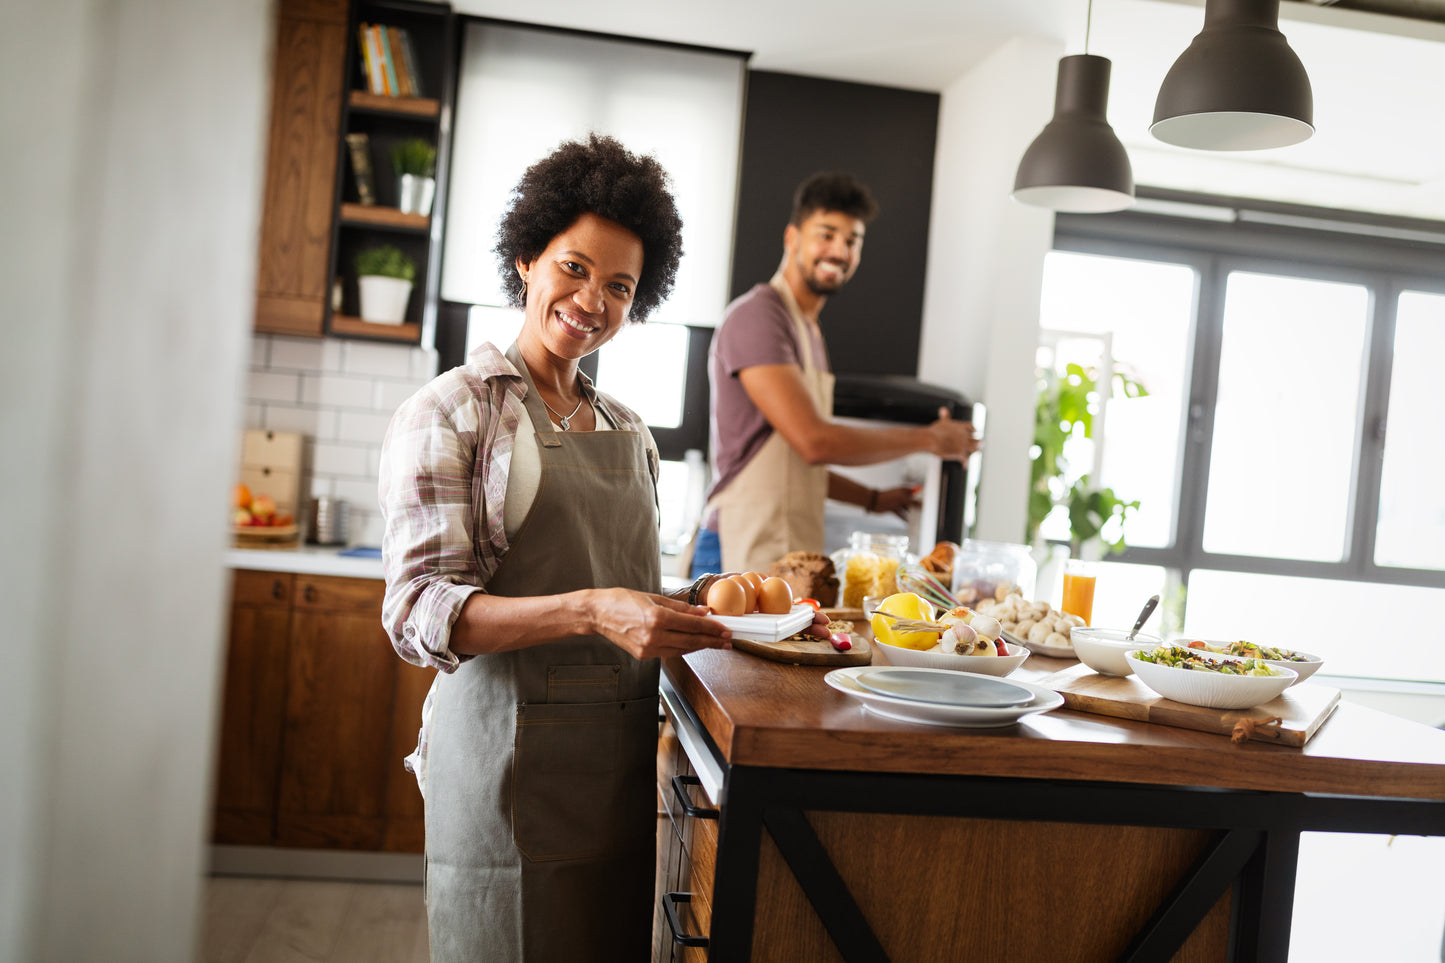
[1085,0,1093,54]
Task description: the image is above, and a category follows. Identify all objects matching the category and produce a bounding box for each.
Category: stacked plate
[824,666,1063,728]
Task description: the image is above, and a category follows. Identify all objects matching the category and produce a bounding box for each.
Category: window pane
[1039,252,1196,549]
[1375,290,1445,571]
[1202,272,1368,561]
[594,322,688,428]
[1185,570,1445,683]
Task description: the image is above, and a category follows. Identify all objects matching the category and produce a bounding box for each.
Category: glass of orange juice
[1061,559,1097,625]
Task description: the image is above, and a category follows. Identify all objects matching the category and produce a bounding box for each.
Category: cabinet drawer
[232,569,294,607]
[294,574,385,613]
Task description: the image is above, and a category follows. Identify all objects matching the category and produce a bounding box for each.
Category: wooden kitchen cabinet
[213,571,294,845]
[254,0,349,337]
[655,715,718,963]
[211,569,434,852]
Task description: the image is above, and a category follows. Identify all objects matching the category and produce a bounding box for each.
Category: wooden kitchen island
[655,649,1445,962]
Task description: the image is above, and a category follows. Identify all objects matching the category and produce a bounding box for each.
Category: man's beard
[803,259,851,296]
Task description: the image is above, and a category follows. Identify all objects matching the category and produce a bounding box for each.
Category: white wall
[918,36,1061,546]
[0,1,270,960]
[245,335,434,546]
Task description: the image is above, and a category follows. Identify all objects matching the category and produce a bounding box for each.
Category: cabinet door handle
[304,585,317,603]
[671,774,719,820]
[272,580,285,600]
[662,892,708,948]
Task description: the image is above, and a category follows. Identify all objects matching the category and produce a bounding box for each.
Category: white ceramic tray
[709,604,815,643]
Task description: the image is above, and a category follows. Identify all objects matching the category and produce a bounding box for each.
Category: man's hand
[928,407,981,460]
[869,485,922,519]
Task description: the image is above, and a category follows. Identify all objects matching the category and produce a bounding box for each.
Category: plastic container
[950,539,1037,605]
[830,532,914,610]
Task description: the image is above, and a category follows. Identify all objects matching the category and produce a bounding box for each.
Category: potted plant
[1028,361,1145,561]
[392,138,437,216]
[355,245,416,325]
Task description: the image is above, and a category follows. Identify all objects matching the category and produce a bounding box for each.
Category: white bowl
[1173,640,1325,686]
[1125,649,1297,709]
[873,637,1029,677]
[1070,628,1164,677]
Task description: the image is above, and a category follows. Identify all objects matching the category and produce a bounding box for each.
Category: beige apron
[423,343,661,963]
[710,273,835,574]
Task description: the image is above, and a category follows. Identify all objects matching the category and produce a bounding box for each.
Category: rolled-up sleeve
[379,383,485,672]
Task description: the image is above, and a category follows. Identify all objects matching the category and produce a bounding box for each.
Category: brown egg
[729,575,758,613]
[740,571,766,595]
[758,576,793,615]
[706,577,747,617]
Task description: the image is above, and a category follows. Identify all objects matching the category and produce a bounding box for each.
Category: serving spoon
[1126,595,1160,640]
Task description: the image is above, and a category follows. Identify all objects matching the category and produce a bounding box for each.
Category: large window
[1047,202,1445,684]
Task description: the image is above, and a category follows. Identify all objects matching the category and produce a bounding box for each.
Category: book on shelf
[386,26,412,97]
[398,30,424,98]
[355,22,423,100]
[344,132,376,206]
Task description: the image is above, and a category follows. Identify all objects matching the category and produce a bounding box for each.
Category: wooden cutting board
[732,633,872,667]
[1038,662,1341,747]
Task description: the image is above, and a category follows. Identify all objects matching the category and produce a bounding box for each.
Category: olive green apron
[710,273,836,573]
[424,343,661,962]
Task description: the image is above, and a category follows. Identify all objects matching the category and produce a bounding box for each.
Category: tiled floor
[204,831,1445,962]
[201,878,428,963]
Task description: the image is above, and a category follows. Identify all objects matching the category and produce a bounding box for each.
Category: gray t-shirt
[706,283,831,506]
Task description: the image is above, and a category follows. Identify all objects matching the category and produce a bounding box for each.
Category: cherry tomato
[795,598,822,611]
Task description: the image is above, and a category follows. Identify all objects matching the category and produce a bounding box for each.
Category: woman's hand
[928,407,981,460]
[587,588,732,660]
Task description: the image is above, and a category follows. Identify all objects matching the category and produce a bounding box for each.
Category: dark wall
[730,70,940,377]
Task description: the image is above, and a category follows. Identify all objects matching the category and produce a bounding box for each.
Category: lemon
[870,592,940,650]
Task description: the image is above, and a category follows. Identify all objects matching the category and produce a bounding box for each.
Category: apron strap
[505,341,564,448]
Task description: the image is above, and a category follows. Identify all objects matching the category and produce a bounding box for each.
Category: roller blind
[442,22,747,326]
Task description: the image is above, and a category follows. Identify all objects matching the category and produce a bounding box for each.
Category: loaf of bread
[767,551,839,607]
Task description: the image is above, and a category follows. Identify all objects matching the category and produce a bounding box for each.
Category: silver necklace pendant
[558,415,571,431]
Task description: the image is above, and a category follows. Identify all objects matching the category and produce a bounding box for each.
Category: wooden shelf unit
[324,0,455,346]
[328,314,423,341]
[340,202,429,231]
[348,90,440,117]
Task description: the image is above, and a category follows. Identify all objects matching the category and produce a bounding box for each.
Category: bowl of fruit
[231,484,297,541]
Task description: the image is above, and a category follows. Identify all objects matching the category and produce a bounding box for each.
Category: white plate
[709,604,814,643]
[1003,629,1074,659]
[824,666,1064,728]
[854,667,1034,707]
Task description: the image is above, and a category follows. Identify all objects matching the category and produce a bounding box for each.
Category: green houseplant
[392,138,437,216]
[1028,362,1146,557]
[355,245,416,325]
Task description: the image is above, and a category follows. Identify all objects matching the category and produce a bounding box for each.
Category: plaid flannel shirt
[378,341,657,672]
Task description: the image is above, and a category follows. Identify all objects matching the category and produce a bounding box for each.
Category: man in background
[694,172,979,576]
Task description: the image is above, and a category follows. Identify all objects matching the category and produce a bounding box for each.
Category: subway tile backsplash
[245,334,436,547]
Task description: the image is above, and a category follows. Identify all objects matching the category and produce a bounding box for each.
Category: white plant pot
[398,174,435,216]
[357,275,413,325]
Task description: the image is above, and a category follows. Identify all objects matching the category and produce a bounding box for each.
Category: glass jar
[830,532,913,609]
[951,539,1037,605]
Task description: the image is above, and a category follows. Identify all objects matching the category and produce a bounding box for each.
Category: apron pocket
[511,696,656,862]
[546,663,621,704]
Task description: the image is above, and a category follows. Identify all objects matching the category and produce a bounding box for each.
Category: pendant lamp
[1012,3,1133,214]
[1151,0,1313,151]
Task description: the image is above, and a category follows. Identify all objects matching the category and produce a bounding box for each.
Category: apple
[251,494,277,520]
[232,508,252,527]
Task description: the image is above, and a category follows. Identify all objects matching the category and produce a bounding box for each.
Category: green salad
[1135,647,1280,677]
[1184,640,1311,662]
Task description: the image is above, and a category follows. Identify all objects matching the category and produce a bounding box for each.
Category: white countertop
[228,546,691,589]
[226,544,384,579]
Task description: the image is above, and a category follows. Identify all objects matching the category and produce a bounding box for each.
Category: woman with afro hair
[379,135,805,960]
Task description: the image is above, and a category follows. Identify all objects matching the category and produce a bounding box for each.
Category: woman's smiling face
[516,212,644,362]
